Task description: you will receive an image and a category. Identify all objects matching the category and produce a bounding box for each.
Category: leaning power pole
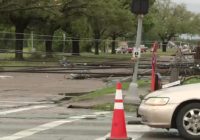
[125,0,149,105]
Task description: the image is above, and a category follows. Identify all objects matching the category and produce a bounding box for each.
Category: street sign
[133,47,141,58]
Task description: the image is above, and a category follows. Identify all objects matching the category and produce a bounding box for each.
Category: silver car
[138,83,200,140]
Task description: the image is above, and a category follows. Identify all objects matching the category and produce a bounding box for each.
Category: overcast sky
[172,0,200,13]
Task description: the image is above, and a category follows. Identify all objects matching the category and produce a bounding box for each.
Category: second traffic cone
[106,82,132,140]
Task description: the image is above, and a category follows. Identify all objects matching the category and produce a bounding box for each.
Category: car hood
[144,83,200,99]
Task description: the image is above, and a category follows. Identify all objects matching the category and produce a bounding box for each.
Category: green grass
[72,82,130,101]
[0,61,59,71]
[0,48,176,65]
[93,103,137,112]
[138,80,151,88]
[183,77,200,85]
[0,47,176,70]
[72,80,150,102]
[142,48,176,58]
[60,53,132,63]
[0,61,58,66]
[0,53,132,68]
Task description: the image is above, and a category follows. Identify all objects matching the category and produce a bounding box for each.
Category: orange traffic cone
[106,82,132,140]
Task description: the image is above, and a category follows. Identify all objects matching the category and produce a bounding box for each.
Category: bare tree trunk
[95,41,100,55]
[15,27,24,60]
[45,33,54,58]
[10,15,29,60]
[162,41,168,52]
[94,33,100,55]
[111,34,116,54]
[72,37,80,56]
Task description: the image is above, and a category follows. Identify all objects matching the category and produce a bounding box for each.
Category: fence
[0,31,199,79]
[0,31,198,61]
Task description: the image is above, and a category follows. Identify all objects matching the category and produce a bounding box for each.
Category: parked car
[127,48,133,53]
[140,45,148,53]
[115,47,127,54]
[138,83,200,140]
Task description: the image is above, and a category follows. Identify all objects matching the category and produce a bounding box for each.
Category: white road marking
[69,112,110,119]
[0,101,53,104]
[82,115,97,118]
[69,116,85,119]
[0,76,13,79]
[0,119,76,140]
[0,112,108,140]
[69,115,97,119]
[0,105,16,107]
[95,125,152,140]
[93,111,110,115]
[0,105,50,115]
[126,115,134,118]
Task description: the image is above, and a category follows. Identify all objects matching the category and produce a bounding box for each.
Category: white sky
[172,0,200,13]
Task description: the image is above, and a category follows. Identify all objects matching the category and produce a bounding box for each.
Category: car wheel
[176,103,200,140]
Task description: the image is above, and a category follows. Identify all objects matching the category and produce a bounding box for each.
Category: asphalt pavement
[0,101,184,140]
[0,73,184,140]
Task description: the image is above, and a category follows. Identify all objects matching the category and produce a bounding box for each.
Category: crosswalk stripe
[0,101,53,104]
[0,105,50,115]
[0,120,76,140]
[0,112,107,140]
[93,111,110,115]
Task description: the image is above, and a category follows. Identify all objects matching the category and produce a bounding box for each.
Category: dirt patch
[0,72,106,103]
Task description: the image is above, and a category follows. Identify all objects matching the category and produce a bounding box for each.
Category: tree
[0,0,59,13]
[106,2,135,54]
[189,14,200,35]
[109,0,155,52]
[61,0,90,55]
[29,0,62,58]
[0,0,57,60]
[85,0,111,55]
[149,0,195,52]
[62,18,89,56]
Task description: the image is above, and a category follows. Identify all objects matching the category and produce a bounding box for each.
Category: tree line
[0,0,199,60]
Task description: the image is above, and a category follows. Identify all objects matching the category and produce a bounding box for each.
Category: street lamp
[125,0,149,105]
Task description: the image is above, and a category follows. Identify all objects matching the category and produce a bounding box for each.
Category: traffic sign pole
[125,0,149,105]
[132,15,143,83]
[125,15,143,105]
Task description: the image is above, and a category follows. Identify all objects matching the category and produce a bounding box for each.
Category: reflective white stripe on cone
[114,102,124,110]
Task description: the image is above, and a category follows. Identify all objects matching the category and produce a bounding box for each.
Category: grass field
[0,47,177,67]
[72,80,150,102]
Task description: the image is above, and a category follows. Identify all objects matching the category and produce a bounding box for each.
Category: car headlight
[144,97,169,106]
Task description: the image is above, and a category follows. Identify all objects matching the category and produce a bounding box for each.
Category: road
[0,101,184,140]
[0,73,184,140]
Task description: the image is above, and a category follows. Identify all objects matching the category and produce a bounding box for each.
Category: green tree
[149,0,195,52]
[61,0,90,55]
[0,0,57,59]
[189,14,200,35]
[62,18,89,56]
[106,5,135,54]
[29,0,62,58]
[85,0,111,55]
